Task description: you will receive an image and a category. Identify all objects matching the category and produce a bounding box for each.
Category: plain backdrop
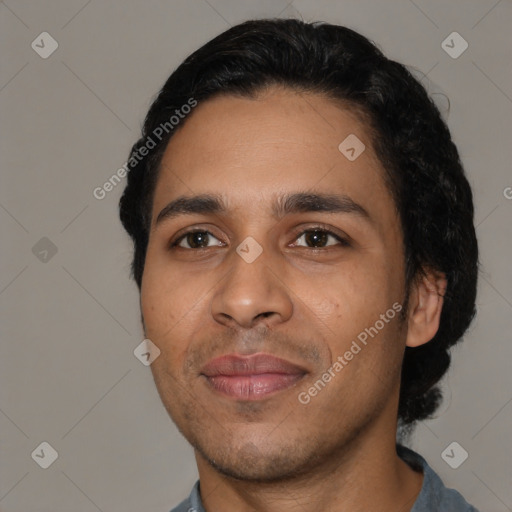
[1,1,511,511]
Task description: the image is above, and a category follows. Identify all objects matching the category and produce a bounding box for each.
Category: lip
[200,353,307,400]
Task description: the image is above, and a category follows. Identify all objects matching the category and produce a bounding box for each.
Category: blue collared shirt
[169,446,479,511]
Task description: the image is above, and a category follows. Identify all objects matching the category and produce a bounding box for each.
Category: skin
[140,86,447,512]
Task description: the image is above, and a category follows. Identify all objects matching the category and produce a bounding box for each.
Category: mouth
[200,353,308,401]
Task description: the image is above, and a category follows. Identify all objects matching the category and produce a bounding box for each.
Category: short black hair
[119,18,479,426]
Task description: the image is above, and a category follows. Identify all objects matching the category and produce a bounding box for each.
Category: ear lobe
[406,270,447,348]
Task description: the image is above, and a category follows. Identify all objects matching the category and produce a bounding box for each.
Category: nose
[211,252,293,329]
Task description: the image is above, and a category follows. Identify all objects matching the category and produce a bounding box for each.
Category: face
[141,87,409,481]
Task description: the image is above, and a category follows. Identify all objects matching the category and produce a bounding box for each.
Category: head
[119,19,478,480]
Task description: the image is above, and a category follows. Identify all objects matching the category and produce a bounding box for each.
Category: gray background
[1,0,511,511]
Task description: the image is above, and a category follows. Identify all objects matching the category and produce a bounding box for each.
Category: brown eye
[304,230,329,247]
[172,230,223,249]
[294,229,348,249]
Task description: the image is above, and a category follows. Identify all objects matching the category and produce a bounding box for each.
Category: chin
[193,435,322,483]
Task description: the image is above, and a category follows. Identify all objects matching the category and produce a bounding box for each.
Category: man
[119,18,479,511]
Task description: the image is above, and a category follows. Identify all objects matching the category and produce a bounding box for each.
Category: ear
[406,269,447,348]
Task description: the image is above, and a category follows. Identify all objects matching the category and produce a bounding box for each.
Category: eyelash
[169,226,351,251]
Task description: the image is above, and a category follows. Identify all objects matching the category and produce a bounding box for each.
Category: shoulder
[397,445,480,512]
[169,498,193,512]
[169,481,203,512]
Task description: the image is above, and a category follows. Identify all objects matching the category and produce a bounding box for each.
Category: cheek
[302,264,392,317]
[297,262,401,349]
[140,249,188,338]
[140,249,217,361]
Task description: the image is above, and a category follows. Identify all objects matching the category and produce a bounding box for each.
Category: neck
[195,412,423,512]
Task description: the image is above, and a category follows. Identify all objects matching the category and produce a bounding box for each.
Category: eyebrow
[154,192,370,227]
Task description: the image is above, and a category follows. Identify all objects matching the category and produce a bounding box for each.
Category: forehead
[151,88,393,221]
